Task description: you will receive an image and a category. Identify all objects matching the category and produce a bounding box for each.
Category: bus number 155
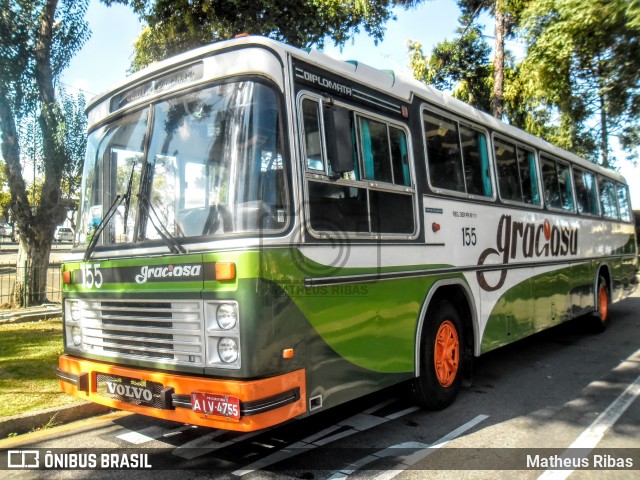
[462,227,477,246]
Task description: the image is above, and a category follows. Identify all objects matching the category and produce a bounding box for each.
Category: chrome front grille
[80,299,205,367]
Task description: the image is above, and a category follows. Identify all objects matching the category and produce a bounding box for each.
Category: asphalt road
[0,242,72,264]
[1,289,639,479]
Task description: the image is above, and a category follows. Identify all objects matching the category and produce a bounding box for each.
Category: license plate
[191,392,241,420]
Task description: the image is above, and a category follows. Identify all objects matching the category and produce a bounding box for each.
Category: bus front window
[77,81,287,249]
[78,108,148,246]
[142,81,287,241]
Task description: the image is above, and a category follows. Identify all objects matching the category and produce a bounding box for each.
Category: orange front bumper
[58,355,307,432]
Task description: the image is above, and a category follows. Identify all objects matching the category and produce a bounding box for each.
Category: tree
[407,1,528,120]
[408,19,493,112]
[0,161,10,220]
[520,0,640,167]
[0,0,89,306]
[102,0,426,71]
[17,89,87,229]
[455,0,528,120]
[59,89,87,231]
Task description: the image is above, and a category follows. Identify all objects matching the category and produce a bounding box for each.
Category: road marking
[325,414,489,480]
[117,424,192,445]
[172,430,233,459]
[538,371,640,480]
[232,400,418,476]
[384,406,421,420]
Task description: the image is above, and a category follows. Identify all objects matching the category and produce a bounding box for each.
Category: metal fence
[0,262,62,306]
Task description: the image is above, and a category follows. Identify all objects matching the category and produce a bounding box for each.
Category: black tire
[410,300,464,410]
[592,275,610,333]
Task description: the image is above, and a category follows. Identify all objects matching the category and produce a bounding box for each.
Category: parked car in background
[55,227,74,243]
[0,223,14,241]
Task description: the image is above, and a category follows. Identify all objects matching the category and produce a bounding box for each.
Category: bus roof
[87,35,626,184]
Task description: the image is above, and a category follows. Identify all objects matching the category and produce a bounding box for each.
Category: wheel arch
[595,263,612,305]
[414,279,478,378]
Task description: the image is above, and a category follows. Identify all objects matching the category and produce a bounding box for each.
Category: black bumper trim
[56,368,89,393]
[172,387,301,417]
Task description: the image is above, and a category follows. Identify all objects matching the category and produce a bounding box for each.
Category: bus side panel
[481,263,592,354]
[267,276,429,412]
[571,261,596,316]
[267,248,471,411]
[612,233,638,300]
[480,277,534,352]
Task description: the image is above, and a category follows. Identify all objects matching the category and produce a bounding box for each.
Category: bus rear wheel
[410,300,464,410]
[592,275,610,332]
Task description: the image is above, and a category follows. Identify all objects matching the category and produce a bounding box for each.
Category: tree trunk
[12,234,53,306]
[492,3,506,120]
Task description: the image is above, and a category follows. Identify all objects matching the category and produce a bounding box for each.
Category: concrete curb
[0,402,114,439]
[0,306,62,324]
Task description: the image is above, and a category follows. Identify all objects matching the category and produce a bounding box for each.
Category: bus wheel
[410,300,464,410]
[592,276,610,332]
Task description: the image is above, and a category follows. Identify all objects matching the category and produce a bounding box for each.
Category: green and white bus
[58,36,638,432]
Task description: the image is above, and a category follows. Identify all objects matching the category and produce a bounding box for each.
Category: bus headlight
[216,303,238,330]
[70,301,82,322]
[64,300,84,350]
[218,337,239,363]
[71,326,82,346]
[205,301,240,368]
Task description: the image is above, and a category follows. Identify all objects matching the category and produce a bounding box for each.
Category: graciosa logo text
[476,215,578,292]
[135,264,202,284]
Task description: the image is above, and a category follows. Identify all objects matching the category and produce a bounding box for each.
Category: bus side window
[616,183,631,222]
[598,176,619,219]
[586,172,600,215]
[308,182,369,233]
[358,117,410,187]
[495,138,539,205]
[424,112,464,192]
[519,148,540,205]
[495,139,521,201]
[390,127,411,187]
[557,161,575,211]
[359,116,393,183]
[301,99,325,172]
[460,126,492,197]
[574,169,599,216]
[541,156,562,209]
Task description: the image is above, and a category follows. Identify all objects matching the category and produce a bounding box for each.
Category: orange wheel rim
[434,320,459,388]
[598,285,608,321]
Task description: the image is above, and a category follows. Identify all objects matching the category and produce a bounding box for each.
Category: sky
[61,0,639,207]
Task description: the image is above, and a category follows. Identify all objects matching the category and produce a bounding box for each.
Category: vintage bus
[58,36,638,432]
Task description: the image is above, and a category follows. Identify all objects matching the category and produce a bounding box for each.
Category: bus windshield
[77,81,288,249]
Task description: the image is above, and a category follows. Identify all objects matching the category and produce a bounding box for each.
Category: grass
[0,318,82,417]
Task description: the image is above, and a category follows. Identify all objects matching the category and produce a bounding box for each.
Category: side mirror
[324,105,354,175]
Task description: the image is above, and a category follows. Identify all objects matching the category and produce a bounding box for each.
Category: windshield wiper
[84,162,137,262]
[137,193,187,254]
[83,194,123,261]
[122,161,137,238]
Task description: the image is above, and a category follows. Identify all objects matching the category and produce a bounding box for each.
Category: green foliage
[59,90,87,228]
[408,22,492,112]
[0,161,9,218]
[408,0,639,167]
[520,0,640,166]
[102,0,425,71]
